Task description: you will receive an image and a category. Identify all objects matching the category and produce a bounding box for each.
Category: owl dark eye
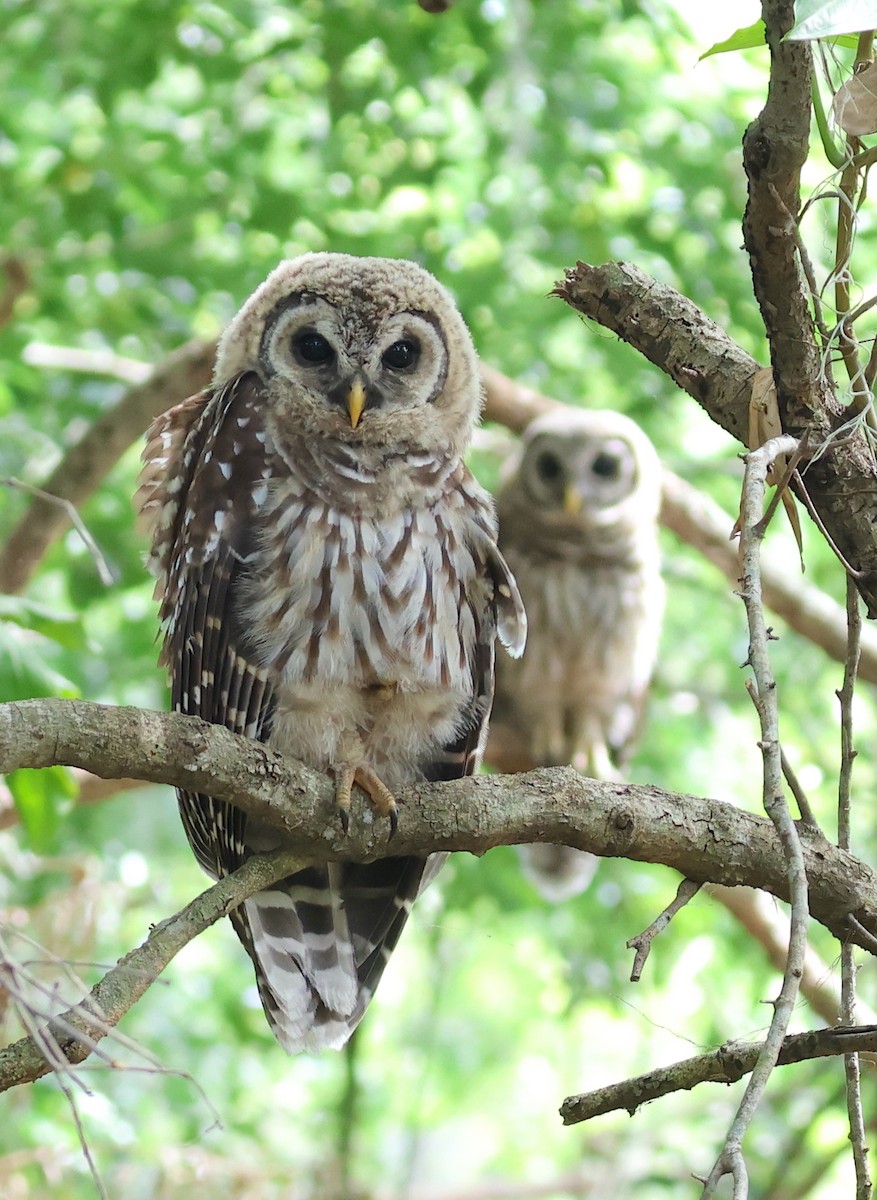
[294,331,334,365]
[382,338,420,370]
[592,451,621,480]
[536,451,563,483]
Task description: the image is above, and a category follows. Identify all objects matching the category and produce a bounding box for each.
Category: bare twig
[560,1025,877,1126]
[0,848,304,1092]
[702,434,808,1198]
[626,878,702,982]
[779,747,820,829]
[1,477,114,586]
[838,577,872,1198]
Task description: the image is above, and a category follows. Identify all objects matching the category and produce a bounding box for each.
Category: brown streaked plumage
[488,407,663,902]
[138,254,526,1051]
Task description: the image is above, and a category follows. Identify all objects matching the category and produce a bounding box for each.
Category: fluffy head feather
[214,253,482,465]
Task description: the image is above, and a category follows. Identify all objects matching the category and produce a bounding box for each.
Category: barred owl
[137,254,526,1052]
[488,408,663,901]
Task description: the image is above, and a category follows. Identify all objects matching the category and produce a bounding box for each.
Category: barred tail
[230,857,437,1053]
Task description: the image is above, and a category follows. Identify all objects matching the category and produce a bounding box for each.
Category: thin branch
[838,577,872,1198]
[703,434,808,1197]
[560,1025,877,1126]
[1,477,114,586]
[3,698,877,954]
[626,878,702,982]
[0,848,304,1093]
[780,748,820,829]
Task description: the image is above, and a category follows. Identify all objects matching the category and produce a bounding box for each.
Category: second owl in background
[488,407,664,901]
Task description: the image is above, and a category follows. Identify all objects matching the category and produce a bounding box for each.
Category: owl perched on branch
[488,408,663,901]
[137,254,526,1052]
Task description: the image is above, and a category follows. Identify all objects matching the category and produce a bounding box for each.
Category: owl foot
[333,764,399,838]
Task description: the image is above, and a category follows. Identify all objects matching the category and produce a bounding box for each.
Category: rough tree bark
[2,698,877,952]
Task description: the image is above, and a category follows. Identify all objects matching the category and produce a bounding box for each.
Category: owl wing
[141,376,353,1051]
[138,372,277,880]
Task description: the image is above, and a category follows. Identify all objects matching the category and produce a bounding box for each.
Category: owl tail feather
[237,864,360,1053]
[231,857,434,1053]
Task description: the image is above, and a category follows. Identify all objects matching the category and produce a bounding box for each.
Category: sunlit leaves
[6,767,76,854]
[788,0,876,40]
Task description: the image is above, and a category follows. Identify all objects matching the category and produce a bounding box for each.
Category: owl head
[213,254,482,463]
[498,407,661,551]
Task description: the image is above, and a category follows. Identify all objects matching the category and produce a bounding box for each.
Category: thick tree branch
[0,339,215,595]
[3,698,877,952]
[0,848,304,1093]
[553,261,877,618]
[560,1025,877,1126]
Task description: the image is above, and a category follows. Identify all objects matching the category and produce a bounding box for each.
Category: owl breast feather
[242,477,488,697]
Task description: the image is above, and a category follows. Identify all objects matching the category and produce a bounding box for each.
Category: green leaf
[787,0,875,39]
[6,766,76,853]
[0,621,82,702]
[0,596,86,650]
[700,20,766,59]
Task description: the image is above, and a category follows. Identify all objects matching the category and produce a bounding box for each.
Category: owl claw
[332,763,398,834]
[352,764,398,836]
[333,764,355,835]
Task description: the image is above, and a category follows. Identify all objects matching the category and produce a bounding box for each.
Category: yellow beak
[346,380,367,429]
[563,486,583,515]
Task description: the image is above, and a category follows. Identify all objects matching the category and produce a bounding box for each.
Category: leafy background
[2,1,875,1196]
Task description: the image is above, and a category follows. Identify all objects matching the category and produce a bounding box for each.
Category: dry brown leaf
[748,367,783,483]
[736,368,804,568]
[833,61,877,137]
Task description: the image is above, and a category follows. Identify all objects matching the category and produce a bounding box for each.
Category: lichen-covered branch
[560,1025,877,1126]
[0,849,305,1094]
[2,698,877,952]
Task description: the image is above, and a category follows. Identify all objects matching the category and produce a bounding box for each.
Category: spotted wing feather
[138,373,276,879]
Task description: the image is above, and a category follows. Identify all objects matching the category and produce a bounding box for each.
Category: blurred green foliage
[1,1,876,1197]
